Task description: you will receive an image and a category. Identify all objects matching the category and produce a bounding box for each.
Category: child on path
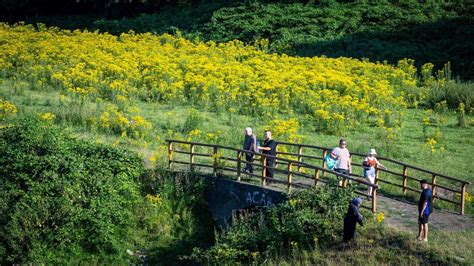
[362,149,386,198]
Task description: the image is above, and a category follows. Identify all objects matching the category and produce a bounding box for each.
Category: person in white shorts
[362,149,386,198]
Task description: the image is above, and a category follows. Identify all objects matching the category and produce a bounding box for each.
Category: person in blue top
[417,179,433,242]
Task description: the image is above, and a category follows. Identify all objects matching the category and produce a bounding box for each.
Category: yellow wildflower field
[0,23,418,132]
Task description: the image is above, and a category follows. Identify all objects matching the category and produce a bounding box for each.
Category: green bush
[138,171,215,264]
[0,116,144,263]
[189,184,356,264]
[424,80,473,113]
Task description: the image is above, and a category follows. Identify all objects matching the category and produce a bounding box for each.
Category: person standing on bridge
[331,139,352,186]
[362,149,386,199]
[243,127,258,174]
[417,179,433,242]
[258,130,277,179]
[343,197,364,245]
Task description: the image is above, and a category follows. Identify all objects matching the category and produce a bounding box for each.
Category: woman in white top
[362,149,386,198]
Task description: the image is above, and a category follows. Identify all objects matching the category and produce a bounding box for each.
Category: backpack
[362,160,371,169]
[324,154,338,170]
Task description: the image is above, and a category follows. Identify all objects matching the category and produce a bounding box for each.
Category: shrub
[424,80,473,113]
[0,116,144,263]
[189,184,356,264]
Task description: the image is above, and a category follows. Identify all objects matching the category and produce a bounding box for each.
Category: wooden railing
[275,142,471,215]
[167,139,379,212]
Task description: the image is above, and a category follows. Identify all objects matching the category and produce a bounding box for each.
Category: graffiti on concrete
[246,191,273,206]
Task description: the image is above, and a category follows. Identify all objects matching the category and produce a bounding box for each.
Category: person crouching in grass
[343,197,364,247]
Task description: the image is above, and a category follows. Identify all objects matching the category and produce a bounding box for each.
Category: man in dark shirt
[417,179,433,242]
[258,130,277,178]
[243,127,257,173]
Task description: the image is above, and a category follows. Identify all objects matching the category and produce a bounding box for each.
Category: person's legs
[422,214,429,241]
[265,161,275,183]
[423,223,429,241]
[367,175,375,196]
[266,160,274,178]
[245,153,254,173]
[335,169,343,186]
[417,219,423,240]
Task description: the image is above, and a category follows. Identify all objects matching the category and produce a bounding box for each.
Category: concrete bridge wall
[203,177,286,227]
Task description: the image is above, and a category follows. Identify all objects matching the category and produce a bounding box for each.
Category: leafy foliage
[138,171,215,264]
[189,184,356,263]
[0,116,144,263]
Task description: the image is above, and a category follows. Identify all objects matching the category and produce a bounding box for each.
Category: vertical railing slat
[297,146,303,172]
[287,162,293,193]
[190,144,195,172]
[431,174,437,202]
[236,151,242,182]
[261,155,267,186]
[461,183,467,215]
[213,146,218,177]
[167,141,173,170]
[402,165,408,194]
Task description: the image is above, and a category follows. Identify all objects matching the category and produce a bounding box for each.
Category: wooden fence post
[236,151,242,182]
[402,166,408,194]
[431,174,437,202]
[322,149,327,169]
[287,162,293,193]
[190,144,195,172]
[297,146,303,172]
[167,141,173,170]
[314,168,320,186]
[461,183,467,215]
[213,146,218,177]
[371,186,377,213]
[261,155,267,186]
[321,149,327,179]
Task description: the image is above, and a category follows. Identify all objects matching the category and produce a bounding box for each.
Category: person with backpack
[417,179,433,242]
[330,139,352,186]
[362,149,386,199]
[243,127,257,174]
[343,197,364,245]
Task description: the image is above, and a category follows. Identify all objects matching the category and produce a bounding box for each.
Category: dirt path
[377,195,474,232]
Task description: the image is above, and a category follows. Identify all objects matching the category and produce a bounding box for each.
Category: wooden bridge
[166,139,470,215]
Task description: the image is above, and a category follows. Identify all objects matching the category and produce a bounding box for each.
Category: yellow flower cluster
[376,212,385,223]
[0,98,17,119]
[266,118,301,144]
[99,104,151,138]
[0,23,417,131]
[267,118,302,159]
[40,112,55,121]
[145,194,163,206]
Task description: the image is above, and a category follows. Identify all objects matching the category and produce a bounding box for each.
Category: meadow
[0,19,473,264]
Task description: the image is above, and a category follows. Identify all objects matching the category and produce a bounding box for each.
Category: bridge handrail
[166,139,379,212]
[275,141,470,215]
[166,139,470,215]
[276,141,470,185]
